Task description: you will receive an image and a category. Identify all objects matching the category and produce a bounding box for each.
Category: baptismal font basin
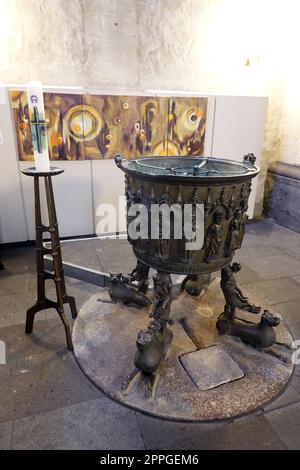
[111,154,280,399]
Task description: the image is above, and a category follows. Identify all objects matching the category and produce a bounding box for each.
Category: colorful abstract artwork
[10,91,85,161]
[44,93,85,160]
[113,96,169,158]
[81,94,116,160]
[10,91,207,161]
[10,90,33,161]
[168,97,207,156]
[81,95,169,159]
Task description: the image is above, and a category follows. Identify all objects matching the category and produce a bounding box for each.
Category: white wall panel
[212,95,268,218]
[0,88,27,243]
[19,161,93,239]
[92,160,126,235]
[203,96,215,157]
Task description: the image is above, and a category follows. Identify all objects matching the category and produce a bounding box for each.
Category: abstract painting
[10,90,34,161]
[81,94,117,160]
[44,93,85,160]
[10,91,85,161]
[81,94,169,159]
[10,91,207,161]
[113,95,168,158]
[168,97,207,156]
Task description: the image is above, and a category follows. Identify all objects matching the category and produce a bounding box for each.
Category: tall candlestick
[26,81,50,172]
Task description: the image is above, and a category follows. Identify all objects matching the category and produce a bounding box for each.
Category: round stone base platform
[72,279,294,421]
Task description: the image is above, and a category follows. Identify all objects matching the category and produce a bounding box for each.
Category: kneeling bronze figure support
[217,262,280,348]
[108,260,151,308]
[122,271,174,399]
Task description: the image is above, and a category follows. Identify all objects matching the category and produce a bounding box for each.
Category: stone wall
[264,162,300,233]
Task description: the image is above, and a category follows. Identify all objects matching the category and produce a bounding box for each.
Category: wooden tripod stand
[22,167,78,350]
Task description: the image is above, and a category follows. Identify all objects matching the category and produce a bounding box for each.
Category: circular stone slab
[72,279,294,421]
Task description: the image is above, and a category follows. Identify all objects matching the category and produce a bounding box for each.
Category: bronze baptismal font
[111,154,280,399]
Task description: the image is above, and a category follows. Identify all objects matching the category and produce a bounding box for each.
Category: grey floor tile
[0,320,100,422]
[0,279,99,329]
[59,240,101,271]
[246,218,288,237]
[1,247,36,275]
[135,412,225,450]
[92,238,136,273]
[265,401,300,449]
[242,278,300,305]
[248,218,299,240]
[231,261,264,285]
[170,415,285,450]
[237,239,284,261]
[0,372,15,424]
[245,222,300,261]
[263,384,300,412]
[244,254,300,280]
[0,421,13,450]
[12,398,144,450]
[279,237,300,261]
[272,301,300,340]
[291,367,300,394]
[0,272,36,296]
[0,292,37,328]
[64,278,101,295]
[267,234,300,262]
[292,275,300,284]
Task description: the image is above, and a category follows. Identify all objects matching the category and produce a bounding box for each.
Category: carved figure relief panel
[125,176,251,274]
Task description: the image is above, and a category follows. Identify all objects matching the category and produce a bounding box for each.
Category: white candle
[26,81,50,172]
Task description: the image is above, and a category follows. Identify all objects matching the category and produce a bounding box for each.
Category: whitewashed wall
[2,0,292,229]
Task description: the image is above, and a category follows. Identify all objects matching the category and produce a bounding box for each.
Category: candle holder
[22,167,78,350]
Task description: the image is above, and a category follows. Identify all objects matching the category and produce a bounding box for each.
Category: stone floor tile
[263,384,300,412]
[0,364,15,423]
[242,278,300,305]
[11,398,144,450]
[244,254,300,280]
[170,415,285,450]
[290,367,300,393]
[265,401,300,449]
[245,223,300,262]
[237,239,284,261]
[1,246,36,274]
[278,237,300,261]
[0,421,13,450]
[247,218,288,237]
[231,261,264,285]
[92,238,135,273]
[292,275,300,284]
[0,279,99,329]
[0,320,101,422]
[272,301,300,340]
[0,293,37,328]
[135,412,225,450]
[0,272,36,296]
[57,240,101,271]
